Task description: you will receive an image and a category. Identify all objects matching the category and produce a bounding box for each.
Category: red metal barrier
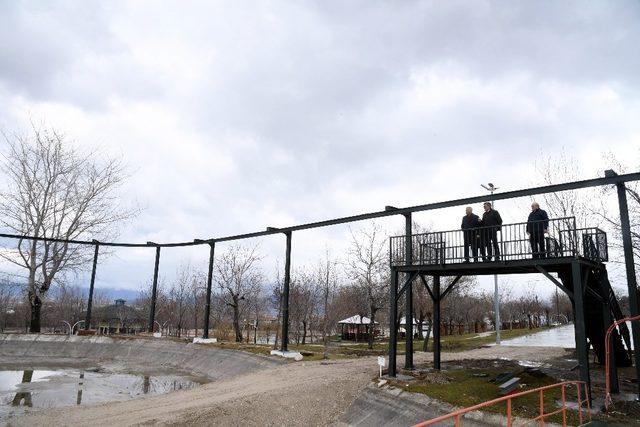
[605,315,640,410]
[414,381,590,427]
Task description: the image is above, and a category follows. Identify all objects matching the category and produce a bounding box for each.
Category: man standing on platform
[482,202,503,261]
[527,202,549,259]
[461,207,481,262]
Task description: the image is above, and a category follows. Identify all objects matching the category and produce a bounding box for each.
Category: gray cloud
[0,1,639,295]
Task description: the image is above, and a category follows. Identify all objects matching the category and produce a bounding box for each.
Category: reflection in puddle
[0,368,204,421]
[500,323,636,349]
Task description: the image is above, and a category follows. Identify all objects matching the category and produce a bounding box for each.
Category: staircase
[559,266,632,367]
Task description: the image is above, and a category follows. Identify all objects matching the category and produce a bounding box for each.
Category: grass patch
[394,362,585,425]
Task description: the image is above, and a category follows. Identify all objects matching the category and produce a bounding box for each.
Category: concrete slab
[270,349,303,361]
[192,337,217,344]
[0,333,283,381]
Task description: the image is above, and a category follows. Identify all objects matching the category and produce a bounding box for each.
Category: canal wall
[0,334,282,380]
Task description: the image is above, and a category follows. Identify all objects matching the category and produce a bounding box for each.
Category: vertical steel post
[572,261,591,400]
[84,243,99,330]
[613,177,640,398]
[433,275,441,370]
[603,298,619,393]
[280,231,292,352]
[148,246,161,332]
[203,242,215,339]
[404,213,413,370]
[389,268,398,377]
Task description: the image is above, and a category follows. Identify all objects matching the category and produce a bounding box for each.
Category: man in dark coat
[527,202,549,259]
[481,202,503,261]
[461,207,481,262]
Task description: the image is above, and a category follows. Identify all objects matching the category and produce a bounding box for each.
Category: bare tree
[316,250,340,358]
[290,268,316,344]
[0,125,136,332]
[534,150,595,252]
[0,276,20,332]
[271,264,283,349]
[190,271,205,337]
[346,223,388,349]
[168,264,191,337]
[215,245,263,342]
[598,155,640,264]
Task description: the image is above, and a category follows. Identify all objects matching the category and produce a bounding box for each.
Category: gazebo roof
[337,315,378,325]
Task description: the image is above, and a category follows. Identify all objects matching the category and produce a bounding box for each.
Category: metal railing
[414,380,591,427]
[390,217,608,266]
[605,315,640,409]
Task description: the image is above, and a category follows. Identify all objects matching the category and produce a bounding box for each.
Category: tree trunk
[29,292,42,333]
[368,309,376,350]
[423,322,432,352]
[302,320,307,344]
[232,301,242,342]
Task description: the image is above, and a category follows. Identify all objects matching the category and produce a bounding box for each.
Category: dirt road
[7,346,566,426]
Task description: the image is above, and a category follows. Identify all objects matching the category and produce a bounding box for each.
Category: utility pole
[482,182,501,345]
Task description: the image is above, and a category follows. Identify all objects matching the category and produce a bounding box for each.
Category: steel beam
[440,275,462,300]
[395,272,418,301]
[202,242,215,339]
[280,231,292,352]
[211,171,640,243]
[535,265,573,299]
[572,262,591,401]
[420,274,434,300]
[433,275,441,370]
[611,172,640,399]
[404,212,413,370]
[389,268,398,377]
[0,171,639,249]
[84,243,99,330]
[148,245,161,332]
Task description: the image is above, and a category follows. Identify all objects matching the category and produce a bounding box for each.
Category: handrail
[393,217,576,238]
[605,315,640,409]
[414,380,591,427]
[390,216,608,265]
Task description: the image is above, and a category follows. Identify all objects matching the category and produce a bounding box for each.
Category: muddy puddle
[0,368,206,422]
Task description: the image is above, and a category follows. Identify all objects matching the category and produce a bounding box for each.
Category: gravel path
[6,346,566,426]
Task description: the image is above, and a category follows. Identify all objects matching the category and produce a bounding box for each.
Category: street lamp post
[481,183,501,345]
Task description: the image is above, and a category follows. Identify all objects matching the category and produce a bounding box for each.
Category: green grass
[202,326,558,360]
[394,365,585,426]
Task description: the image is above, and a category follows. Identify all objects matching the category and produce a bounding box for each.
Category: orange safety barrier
[414,381,591,427]
[605,315,640,410]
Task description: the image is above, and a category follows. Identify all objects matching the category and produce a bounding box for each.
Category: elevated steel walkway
[387,216,633,399]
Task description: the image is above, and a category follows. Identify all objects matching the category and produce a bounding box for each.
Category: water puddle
[0,368,205,422]
[499,323,636,349]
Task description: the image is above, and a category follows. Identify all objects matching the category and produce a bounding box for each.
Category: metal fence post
[404,212,414,369]
[611,174,640,399]
[281,231,292,352]
[148,245,161,332]
[203,242,215,339]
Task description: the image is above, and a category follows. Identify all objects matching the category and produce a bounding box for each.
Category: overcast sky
[1,1,639,298]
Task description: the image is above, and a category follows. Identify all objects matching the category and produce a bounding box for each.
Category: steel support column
[280,231,292,352]
[389,268,398,377]
[404,213,413,370]
[603,297,620,393]
[433,275,441,370]
[572,262,591,401]
[612,174,640,398]
[203,242,215,339]
[84,243,99,330]
[148,246,161,332]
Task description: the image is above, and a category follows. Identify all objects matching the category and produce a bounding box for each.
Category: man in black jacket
[527,202,549,259]
[481,202,503,261]
[461,207,481,262]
